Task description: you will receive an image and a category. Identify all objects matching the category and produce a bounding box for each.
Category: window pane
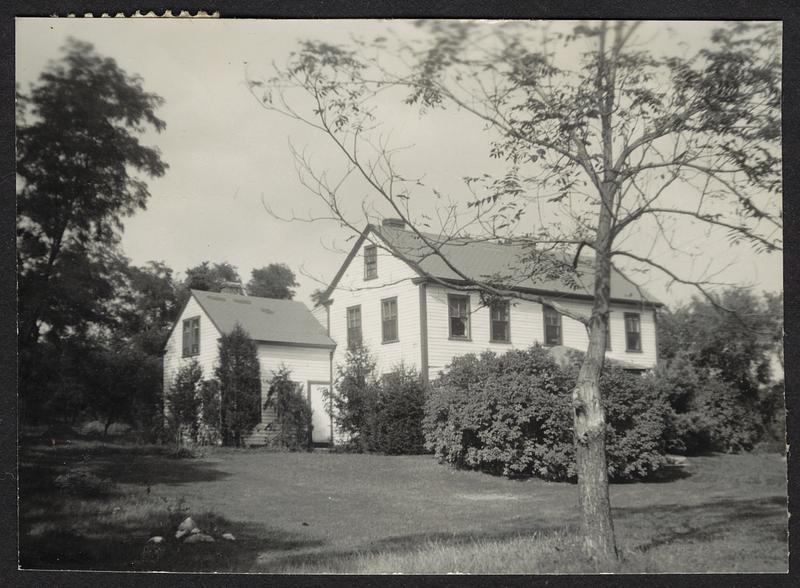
[625,314,641,351]
[347,307,362,347]
[490,301,509,341]
[448,296,469,338]
[364,246,377,279]
[382,298,398,342]
[543,307,561,345]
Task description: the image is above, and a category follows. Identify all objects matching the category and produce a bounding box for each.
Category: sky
[15,18,783,308]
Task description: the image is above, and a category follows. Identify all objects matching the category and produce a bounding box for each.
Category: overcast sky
[16,18,783,307]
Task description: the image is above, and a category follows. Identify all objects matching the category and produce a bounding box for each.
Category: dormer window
[364,245,377,280]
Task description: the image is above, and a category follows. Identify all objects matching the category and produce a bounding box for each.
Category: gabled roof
[191,289,336,349]
[324,223,661,307]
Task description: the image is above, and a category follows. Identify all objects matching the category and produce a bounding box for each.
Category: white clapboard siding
[162,295,222,396]
[329,239,421,378]
[425,284,657,379]
[244,343,332,446]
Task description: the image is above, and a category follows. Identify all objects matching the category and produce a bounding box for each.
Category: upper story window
[625,313,642,352]
[347,305,362,349]
[448,294,470,340]
[182,316,200,357]
[543,306,562,346]
[381,297,399,343]
[490,300,510,343]
[364,245,377,280]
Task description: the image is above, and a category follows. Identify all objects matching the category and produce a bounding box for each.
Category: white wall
[162,294,222,394]
[424,284,658,379]
[328,237,421,377]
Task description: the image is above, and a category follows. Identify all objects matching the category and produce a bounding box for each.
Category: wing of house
[316,219,662,383]
[163,289,336,446]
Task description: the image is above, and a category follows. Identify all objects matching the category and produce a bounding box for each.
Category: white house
[162,288,337,445]
[316,219,662,388]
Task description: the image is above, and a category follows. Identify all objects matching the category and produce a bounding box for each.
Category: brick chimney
[220,281,245,295]
[381,218,406,230]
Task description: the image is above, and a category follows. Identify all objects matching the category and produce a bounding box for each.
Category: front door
[307,382,332,445]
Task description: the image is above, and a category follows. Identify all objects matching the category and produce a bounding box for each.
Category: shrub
[424,345,670,481]
[652,357,765,454]
[197,379,222,446]
[167,361,203,448]
[371,366,428,455]
[329,345,380,451]
[265,367,312,451]
[215,324,262,447]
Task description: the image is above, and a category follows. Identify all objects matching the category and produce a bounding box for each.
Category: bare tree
[250,20,782,562]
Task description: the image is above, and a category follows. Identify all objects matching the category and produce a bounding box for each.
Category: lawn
[19,438,788,573]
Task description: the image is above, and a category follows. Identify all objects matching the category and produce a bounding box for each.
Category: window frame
[542,305,562,346]
[447,294,471,341]
[182,316,201,357]
[489,300,511,343]
[363,245,378,281]
[381,297,399,344]
[346,305,363,349]
[624,312,642,352]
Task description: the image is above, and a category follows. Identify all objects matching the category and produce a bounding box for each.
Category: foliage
[214,324,262,447]
[246,263,299,299]
[197,379,222,446]
[17,37,167,349]
[370,366,428,455]
[329,345,379,451]
[167,361,203,447]
[424,346,670,481]
[265,367,312,451]
[656,288,784,453]
[183,261,241,293]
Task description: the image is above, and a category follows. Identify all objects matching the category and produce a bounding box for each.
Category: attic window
[208,295,226,301]
[233,299,252,305]
[364,245,377,280]
[182,316,200,357]
[260,308,275,314]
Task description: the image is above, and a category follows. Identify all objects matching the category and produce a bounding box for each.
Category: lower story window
[347,305,362,348]
[625,313,642,352]
[381,297,398,343]
[448,294,470,339]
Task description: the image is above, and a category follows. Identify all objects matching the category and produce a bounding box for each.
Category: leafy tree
[214,324,262,446]
[310,288,326,307]
[17,37,167,350]
[246,263,299,299]
[168,361,203,448]
[183,261,241,293]
[265,367,312,450]
[258,21,781,561]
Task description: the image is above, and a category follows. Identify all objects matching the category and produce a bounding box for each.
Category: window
[543,306,562,346]
[605,322,612,350]
[182,316,200,357]
[347,306,362,348]
[625,313,642,352]
[381,297,399,343]
[364,245,377,280]
[448,294,470,339]
[490,300,510,342]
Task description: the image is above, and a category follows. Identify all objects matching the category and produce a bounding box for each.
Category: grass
[19,437,788,573]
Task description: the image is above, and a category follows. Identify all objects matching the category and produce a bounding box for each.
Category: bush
[329,346,379,451]
[167,361,203,448]
[371,366,428,455]
[423,345,670,481]
[652,357,765,454]
[265,367,312,451]
[215,324,262,447]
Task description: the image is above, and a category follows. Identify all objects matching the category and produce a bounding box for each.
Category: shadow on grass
[20,440,232,488]
[616,495,787,553]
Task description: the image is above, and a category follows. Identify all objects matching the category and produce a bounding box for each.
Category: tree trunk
[572,317,617,562]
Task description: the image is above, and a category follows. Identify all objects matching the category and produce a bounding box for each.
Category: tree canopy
[17,37,168,347]
[246,263,299,299]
